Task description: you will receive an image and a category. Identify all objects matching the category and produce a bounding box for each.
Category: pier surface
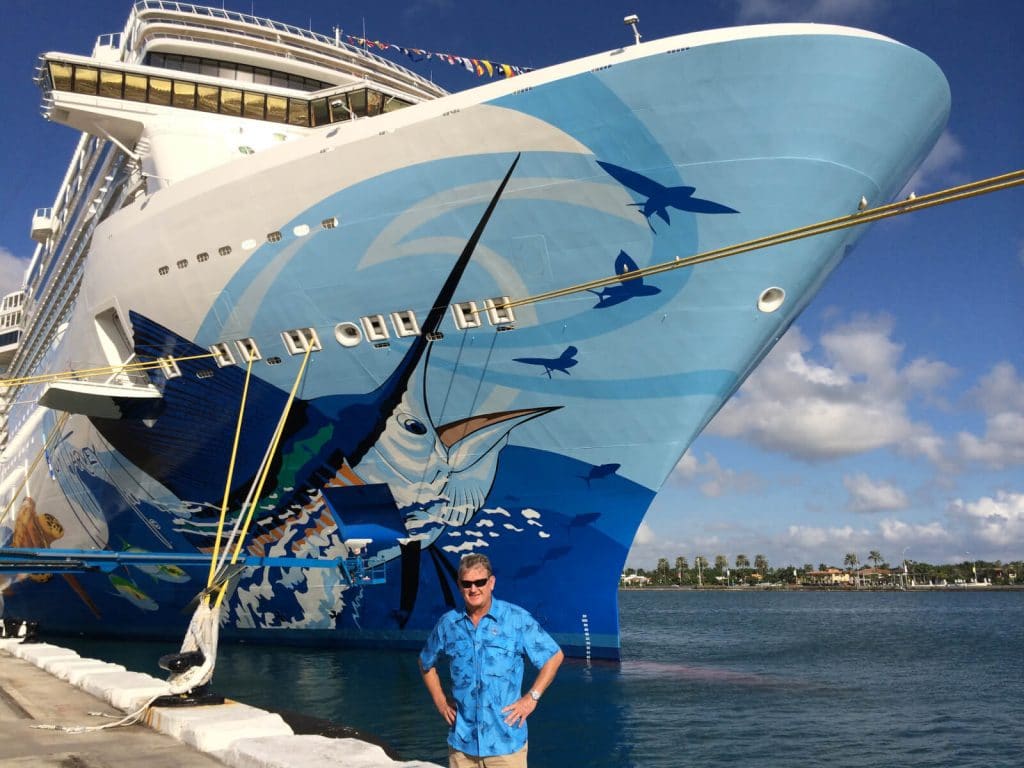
[0,649,226,767]
[0,639,439,767]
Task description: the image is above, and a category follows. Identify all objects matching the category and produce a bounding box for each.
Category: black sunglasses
[459,577,490,589]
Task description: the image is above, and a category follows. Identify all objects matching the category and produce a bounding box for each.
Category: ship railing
[127,0,444,97]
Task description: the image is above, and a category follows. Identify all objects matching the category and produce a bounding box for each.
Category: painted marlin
[597,160,738,231]
[88,155,556,622]
[587,251,661,308]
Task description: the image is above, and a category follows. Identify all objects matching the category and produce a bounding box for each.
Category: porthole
[196,252,210,263]
[266,356,283,365]
[241,238,258,250]
[321,216,338,230]
[195,368,214,379]
[757,287,786,313]
[293,224,310,237]
[267,231,282,243]
[158,265,170,276]
[238,145,255,155]
[176,259,188,270]
[334,322,362,348]
[218,245,233,256]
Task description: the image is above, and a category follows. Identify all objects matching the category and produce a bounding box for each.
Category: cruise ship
[0,1,949,659]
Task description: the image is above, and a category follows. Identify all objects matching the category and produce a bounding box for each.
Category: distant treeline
[625,554,1023,586]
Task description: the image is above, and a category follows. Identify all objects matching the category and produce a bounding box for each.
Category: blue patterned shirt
[419,598,560,757]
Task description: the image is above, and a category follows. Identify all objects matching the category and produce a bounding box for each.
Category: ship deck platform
[0,639,437,767]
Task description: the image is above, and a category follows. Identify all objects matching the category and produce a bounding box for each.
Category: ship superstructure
[0,2,950,658]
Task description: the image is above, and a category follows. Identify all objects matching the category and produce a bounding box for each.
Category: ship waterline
[0,2,949,658]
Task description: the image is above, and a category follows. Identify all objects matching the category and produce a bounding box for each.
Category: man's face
[459,564,494,613]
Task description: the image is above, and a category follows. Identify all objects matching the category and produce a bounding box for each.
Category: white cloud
[844,473,909,513]
[877,518,950,544]
[709,316,952,462]
[631,521,655,546]
[949,491,1024,546]
[0,247,29,298]
[668,451,761,497]
[957,362,1024,469]
[735,0,882,24]
[900,131,965,197]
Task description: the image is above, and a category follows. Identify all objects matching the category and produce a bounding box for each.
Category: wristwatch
[529,689,542,702]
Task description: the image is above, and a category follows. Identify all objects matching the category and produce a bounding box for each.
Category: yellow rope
[205,355,254,591]
[0,352,217,389]
[214,345,313,610]
[0,412,70,527]
[494,169,1024,313]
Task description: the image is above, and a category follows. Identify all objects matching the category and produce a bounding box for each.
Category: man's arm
[502,649,564,728]
[419,657,456,726]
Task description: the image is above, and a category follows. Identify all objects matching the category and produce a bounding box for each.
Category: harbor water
[59,589,1023,767]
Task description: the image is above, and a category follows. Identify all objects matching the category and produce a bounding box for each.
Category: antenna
[624,14,641,46]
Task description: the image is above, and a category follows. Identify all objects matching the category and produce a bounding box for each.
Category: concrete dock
[0,638,439,767]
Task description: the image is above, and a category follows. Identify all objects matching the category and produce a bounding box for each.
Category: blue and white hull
[1,18,949,659]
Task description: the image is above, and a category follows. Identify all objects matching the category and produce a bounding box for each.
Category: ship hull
[1,28,949,659]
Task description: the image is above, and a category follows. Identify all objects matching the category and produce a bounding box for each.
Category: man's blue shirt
[420,597,560,757]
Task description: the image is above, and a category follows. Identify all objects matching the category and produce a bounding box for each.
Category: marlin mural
[85,154,562,626]
[587,251,662,308]
[513,346,579,378]
[597,160,738,231]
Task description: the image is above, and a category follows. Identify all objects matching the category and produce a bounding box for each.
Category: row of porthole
[156,216,340,275]
[192,299,517,372]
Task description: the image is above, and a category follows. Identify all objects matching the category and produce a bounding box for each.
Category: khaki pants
[449,742,528,768]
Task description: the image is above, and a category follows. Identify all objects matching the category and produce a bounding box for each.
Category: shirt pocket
[480,636,520,679]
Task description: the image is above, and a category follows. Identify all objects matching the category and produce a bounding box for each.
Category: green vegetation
[622,554,1023,588]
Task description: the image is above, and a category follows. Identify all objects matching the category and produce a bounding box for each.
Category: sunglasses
[459,577,490,589]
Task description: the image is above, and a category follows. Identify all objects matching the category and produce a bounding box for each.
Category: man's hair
[459,553,493,578]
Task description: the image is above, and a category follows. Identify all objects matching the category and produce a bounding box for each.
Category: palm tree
[735,554,750,570]
[754,554,768,576]
[844,552,859,586]
[656,557,670,584]
[714,554,728,572]
[868,550,883,569]
[675,556,688,583]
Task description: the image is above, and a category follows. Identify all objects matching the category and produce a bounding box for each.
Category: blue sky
[1,1,1021,570]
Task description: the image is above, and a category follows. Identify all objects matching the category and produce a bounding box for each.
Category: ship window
[334,322,362,348]
[266,95,287,123]
[197,84,219,112]
[235,337,261,362]
[266,356,283,365]
[310,98,329,127]
[196,368,214,379]
[236,64,254,84]
[485,297,515,326]
[173,81,196,109]
[383,96,411,113]
[360,315,390,342]
[241,238,258,250]
[200,59,218,77]
[243,91,265,120]
[267,231,282,243]
[293,224,310,237]
[328,94,351,123]
[426,330,444,341]
[287,99,309,127]
[390,310,420,337]
[366,90,383,117]
[99,70,123,98]
[220,88,242,116]
[73,66,99,95]
[281,327,322,355]
[348,89,368,117]
[149,77,172,106]
[218,62,237,79]
[176,259,188,270]
[209,342,236,367]
[49,62,73,91]
[253,68,271,86]
[218,245,232,256]
[321,217,338,230]
[452,301,482,330]
[158,265,169,276]
[124,73,147,102]
[196,252,209,263]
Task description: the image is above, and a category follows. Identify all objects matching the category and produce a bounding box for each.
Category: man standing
[419,553,564,767]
